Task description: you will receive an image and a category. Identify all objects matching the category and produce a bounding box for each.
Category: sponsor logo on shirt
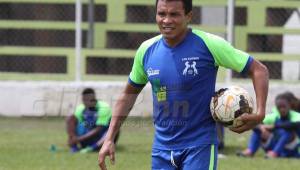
[147,67,160,77]
[182,57,199,76]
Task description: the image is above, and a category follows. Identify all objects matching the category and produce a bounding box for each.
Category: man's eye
[170,13,179,17]
[158,12,166,17]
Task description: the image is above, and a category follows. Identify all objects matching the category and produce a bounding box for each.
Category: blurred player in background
[282,91,300,112]
[237,93,300,158]
[98,0,269,169]
[66,88,116,153]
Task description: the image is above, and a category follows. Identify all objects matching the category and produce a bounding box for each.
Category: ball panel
[210,86,254,128]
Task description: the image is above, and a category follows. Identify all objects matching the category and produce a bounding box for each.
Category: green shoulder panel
[129,35,162,85]
[289,110,300,122]
[263,113,278,125]
[269,107,300,122]
[192,29,250,72]
[96,101,112,126]
[263,107,279,125]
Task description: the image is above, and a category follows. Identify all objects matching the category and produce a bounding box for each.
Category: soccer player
[237,94,300,158]
[66,88,114,153]
[98,0,269,169]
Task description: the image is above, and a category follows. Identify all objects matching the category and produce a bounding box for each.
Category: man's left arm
[76,126,102,142]
[230,59,269,133]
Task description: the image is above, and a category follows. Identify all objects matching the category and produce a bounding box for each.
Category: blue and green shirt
[263,107,300,125]
[74,101,112,129]
[129,29,253,149]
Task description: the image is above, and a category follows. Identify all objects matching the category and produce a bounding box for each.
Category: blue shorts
[152,144,217,170]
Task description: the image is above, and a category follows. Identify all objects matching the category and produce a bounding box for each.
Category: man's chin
[162,34,175,41]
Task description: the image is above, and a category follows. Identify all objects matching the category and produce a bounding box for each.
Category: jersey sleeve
[263,113,277,125]
[263,107,280,124]
[290,111,300,122]
[193,30,253,73]
[96,101,112,126]
[128,35,162,87]
[207,33,253,73]
[128,45,148,87]
[74,104,85,123]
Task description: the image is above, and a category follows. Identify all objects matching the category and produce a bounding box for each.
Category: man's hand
[230,113,264,134]
[98,140,115,170]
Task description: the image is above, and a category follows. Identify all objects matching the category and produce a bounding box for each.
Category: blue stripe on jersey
[128,78,146,88]
[241,56,254,75]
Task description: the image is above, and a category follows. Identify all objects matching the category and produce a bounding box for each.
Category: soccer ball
[210,86,254,128]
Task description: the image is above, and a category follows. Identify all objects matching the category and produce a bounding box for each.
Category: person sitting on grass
[237,93,300,158]
[66,88,117,153]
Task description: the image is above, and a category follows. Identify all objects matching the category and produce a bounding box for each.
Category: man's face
[276,98,290,118]
[82,93,97,109]
[156,0,192,45]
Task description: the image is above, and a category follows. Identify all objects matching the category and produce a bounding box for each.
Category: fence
[0,0,300,82]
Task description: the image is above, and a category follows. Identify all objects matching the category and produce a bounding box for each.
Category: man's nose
[163,16,172,24]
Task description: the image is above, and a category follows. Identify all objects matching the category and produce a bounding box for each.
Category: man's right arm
[105,82,143,142]
[98,82,143,170]
[66,115,78,146]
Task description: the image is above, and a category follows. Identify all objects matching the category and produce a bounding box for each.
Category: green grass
[0,117,299,170]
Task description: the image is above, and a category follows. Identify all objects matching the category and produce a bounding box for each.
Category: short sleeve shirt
[129,29,253,149]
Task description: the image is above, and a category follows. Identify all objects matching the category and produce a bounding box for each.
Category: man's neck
[165,28,190,47]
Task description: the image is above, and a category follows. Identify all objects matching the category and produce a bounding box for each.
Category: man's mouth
[162,26,175,32]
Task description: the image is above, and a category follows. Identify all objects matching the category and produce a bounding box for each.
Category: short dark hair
[275,93,290,103]
[156,0,193,14]
[82,88,95,95]
[281,91,298,103]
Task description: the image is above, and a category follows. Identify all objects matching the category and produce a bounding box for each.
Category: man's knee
[276,129,293,138]
[252,127,262,134]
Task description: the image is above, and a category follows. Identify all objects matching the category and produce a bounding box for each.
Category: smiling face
[156,0,192,47]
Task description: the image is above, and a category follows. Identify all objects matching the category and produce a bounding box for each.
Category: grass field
[0,117,299,170]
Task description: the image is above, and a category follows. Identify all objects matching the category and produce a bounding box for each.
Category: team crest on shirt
[147,67,160,77]
[182,57,199,76]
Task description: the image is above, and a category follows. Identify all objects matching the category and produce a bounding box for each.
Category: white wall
[0,81,299,117]
[283,9,300,81]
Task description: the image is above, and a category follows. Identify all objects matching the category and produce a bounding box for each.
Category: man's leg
[152,148,177,170]
[66,115,82,152]
[70,122,88,152]
[267,129,295,157]
[247,128,263,155]
[182,145,217,170]
[238,127,273,157]
[75,122,88,150]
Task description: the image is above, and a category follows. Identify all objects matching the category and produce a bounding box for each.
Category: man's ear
[186,11,193,23]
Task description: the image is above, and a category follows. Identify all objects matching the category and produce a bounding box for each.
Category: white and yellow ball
[210,86,254,128]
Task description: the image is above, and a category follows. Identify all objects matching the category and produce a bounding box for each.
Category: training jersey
[129,29,253,149]
[74,101,111,129]
[263,107,300,125]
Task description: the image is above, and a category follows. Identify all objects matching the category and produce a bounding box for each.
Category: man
[98,0,269,169]
[66,88,113,153]
[237,94,300,158]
